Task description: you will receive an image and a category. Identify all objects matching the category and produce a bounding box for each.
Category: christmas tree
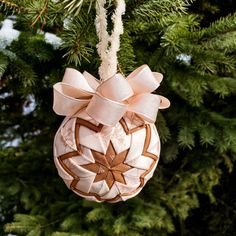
[0,0,236,235]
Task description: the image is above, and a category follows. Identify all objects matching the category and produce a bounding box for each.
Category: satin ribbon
[53,64,170,126]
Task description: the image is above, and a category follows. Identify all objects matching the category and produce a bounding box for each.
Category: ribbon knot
[53,64,170,126]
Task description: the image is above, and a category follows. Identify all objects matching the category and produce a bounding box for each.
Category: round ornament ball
[54,109,160,203]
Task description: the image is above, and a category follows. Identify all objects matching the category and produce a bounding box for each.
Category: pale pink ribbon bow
[53,64,170,126]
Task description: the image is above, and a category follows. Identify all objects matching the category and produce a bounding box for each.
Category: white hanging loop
[95,0,126,81]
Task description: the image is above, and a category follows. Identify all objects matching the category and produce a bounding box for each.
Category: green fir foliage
[0,0,236,235]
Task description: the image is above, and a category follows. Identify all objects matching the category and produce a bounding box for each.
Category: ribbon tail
[159,95,170,109]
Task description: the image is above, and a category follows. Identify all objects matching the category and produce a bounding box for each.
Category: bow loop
[63,68,95,92]
[53,83,91,117]
[97,74,133,101]
[127,64,163,94]
[53,65,170,126]
[128,94,160,123]
[86,93,127,126]
[83,71,100,91]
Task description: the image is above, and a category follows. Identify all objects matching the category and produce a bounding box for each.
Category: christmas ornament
[53,0,170,202]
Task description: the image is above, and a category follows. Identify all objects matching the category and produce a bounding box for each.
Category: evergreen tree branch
[31,0,48,27]
[61,0,96,16]
[0,0,22,13]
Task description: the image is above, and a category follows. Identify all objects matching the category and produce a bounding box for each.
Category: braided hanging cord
[95,0,126,81]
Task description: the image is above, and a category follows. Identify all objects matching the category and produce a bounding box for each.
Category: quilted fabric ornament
[53,65,170,202]
[53,0,170,202]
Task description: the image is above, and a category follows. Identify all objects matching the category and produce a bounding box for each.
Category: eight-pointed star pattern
[81,142,131,189]
[56,117,159,202]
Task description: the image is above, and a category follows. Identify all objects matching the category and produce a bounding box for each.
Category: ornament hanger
[95,0,126,81]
